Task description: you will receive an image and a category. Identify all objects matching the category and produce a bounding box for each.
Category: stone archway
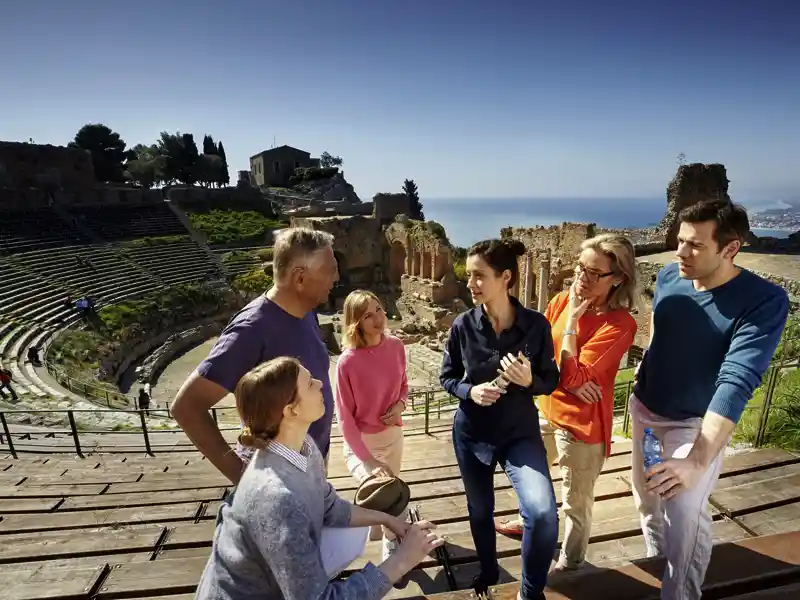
[422,250,432,279]
[389,241,407,286]
[334,251,349,287]
[552,268,574,295]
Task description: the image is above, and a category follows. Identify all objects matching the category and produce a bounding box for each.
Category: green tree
[126,143,164,189]
[156,132,183,185]
[217,141,230,186]
[156,132,199,186]
[180,133,199,185]
[403,178,424,220]
[319,151,343,169]
[195,153,224,187]
[69,124,132,183]
[202,134,217,155]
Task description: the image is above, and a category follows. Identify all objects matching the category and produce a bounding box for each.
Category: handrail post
[424,392,430,435]
[67,410,84,458]
[754,365,779,448]
[140,410,154,456]
[622,381,632,437]
[0,412,17,459]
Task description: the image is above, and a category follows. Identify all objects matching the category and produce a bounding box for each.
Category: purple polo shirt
[197,295,334,458]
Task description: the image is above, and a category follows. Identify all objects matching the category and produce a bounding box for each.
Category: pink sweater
[334,335,408,462]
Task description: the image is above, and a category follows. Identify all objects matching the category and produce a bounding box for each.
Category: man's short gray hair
[272,227,335,279]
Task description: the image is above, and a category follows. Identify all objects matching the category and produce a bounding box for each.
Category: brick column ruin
[411,250,420,277]
[537,255,550,312]
[522,252,534,308]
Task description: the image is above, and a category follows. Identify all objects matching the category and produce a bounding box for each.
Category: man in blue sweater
[631,199,789,600]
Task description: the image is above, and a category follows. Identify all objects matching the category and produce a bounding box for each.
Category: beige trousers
[343,426,405,540]
[540,420,606,567]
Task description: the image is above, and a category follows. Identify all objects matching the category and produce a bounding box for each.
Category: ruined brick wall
[168,186,274,212]
[501,222,595,266]
[290,214,392,310]
[659,163,731,250]
[502,222,596,303]
[0,141,95,192]
[373,193,410,223]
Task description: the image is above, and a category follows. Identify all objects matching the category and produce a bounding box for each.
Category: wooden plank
[59,487,228,511]
[481,531,800,600]
[0,498,62,513]
[95,556,209,599]
[0,502,202,534]
[719,448,800,476]
[419,473,631,524]
[0,483,108,498]
[106,477,229,495]
[124,596,197,600]
[5,562,106,600]
[438,499,724,566]
[24,472,142,485]
[0,524,164,564]
[737,501,800,536]
[716,462,800,490]
[724,582,800,599]
[711,472,800,517]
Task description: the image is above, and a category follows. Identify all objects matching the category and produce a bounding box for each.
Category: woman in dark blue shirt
[440,239,560,600]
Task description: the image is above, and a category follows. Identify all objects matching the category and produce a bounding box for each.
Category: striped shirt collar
[266,436,313,472]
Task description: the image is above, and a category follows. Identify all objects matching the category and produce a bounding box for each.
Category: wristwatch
[563,329,577,337]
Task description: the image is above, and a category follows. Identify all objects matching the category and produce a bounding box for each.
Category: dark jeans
[0,382,17,401]
[453,410,558,598]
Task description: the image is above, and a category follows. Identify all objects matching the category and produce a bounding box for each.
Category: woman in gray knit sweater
[196,357,443,600]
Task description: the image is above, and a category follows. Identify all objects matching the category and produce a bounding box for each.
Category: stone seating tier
[66,203,188,241]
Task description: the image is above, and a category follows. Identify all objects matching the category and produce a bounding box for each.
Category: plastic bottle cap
[644,428,653,435]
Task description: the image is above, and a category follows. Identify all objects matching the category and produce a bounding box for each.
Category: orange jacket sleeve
[559,317,636,389]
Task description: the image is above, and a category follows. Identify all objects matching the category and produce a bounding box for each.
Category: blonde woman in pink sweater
[335,290,408,560]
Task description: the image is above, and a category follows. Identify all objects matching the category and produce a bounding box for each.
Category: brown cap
[353,474,411,517]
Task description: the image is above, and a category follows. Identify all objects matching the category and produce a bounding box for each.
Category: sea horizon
[421,197,793,248]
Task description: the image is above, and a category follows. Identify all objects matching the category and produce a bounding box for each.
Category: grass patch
[453,260,467,282]
[124,235,189,247]
[187,209,284,246]
[232,268,274,296]
[97,283,233,341]
[253,247,273,262]
[735,367,800,450]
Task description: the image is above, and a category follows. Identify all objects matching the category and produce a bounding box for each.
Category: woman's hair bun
[501,239,527,257]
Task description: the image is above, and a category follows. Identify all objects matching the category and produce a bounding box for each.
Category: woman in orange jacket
[495,233,638,572]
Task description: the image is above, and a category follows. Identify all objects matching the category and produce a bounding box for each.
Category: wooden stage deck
[1,415,799,599]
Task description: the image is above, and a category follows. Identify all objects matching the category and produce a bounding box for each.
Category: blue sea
[422,197,792,248]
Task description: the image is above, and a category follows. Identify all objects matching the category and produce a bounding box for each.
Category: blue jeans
[453,411,558,598]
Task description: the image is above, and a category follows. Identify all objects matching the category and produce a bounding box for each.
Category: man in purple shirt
[172,227,339,484]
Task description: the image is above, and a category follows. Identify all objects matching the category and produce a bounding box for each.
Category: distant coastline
[423,197,796,248]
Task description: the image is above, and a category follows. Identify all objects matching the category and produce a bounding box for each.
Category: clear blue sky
[1,0,798,203]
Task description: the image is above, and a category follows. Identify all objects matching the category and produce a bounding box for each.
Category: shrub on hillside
[254,247,274,262]
[288,166,339,186]
[97,283,235,342]
[453,260,467,282]
[232,268,274,297]
[125,235,190,247]
[187,209,284,246]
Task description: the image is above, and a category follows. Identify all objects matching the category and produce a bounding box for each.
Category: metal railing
[0,387,441,458]
[4,350,798,458]
[45,361,136,409]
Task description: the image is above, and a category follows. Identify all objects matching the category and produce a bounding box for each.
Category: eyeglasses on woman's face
[574,262,614,283]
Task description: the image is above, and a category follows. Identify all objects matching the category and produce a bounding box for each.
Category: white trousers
[343,425,406,540]
[320,526,370,579]
[629,395,725,600]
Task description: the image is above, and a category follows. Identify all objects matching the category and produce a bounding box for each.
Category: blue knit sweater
[635,263,789,423]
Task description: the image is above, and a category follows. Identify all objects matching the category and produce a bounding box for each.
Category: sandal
[494,517,524,537]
